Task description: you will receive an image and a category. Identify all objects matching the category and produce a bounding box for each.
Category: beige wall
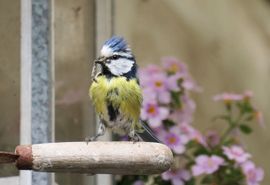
[54,0,95,185]
[0,0,20,177]
[115,0,270,184]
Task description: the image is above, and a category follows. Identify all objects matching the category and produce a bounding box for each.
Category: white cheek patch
[101,45,113,57]
[106,58,134,76]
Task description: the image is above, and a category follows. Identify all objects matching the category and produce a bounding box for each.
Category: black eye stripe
[111,55,119,60]
[108,55,134,61]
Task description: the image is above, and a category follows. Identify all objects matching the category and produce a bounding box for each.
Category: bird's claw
[129,130,141,143]
[85,136,96,145]
[131,138,139,144]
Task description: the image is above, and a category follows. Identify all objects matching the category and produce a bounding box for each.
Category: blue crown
[103,36,128,52]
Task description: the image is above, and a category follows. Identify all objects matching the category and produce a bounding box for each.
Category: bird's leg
[128,130,141,143]
[85,121,106,144]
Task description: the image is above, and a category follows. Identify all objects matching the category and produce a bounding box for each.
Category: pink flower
[139,64,162,76]
[161,169,191,185]
[138,64,162,80]
[242,161,264,185]
[169,96,196,124]
[213,92,243,103]
[141,102,169,128]
[162,57,188,75]
[179,122,196,138]
[192,155,224,176]
[141,88,156,102]
[148,73,168,92]
[223,145,251,163]
[141,73,172,104]
[192,130,208,147]
[162,57,201,92]
[167,73,182,91]
[206,130,220,147]
[139,65,170,102]
[138,65,163,88]
[148,73,186,104]
[182,77,201,92]
[160,128,189,154]
[179,123,207,146]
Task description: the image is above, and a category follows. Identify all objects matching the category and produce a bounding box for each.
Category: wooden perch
[12,142,173,175]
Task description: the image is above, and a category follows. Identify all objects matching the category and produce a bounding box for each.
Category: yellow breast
[89,76,142,127]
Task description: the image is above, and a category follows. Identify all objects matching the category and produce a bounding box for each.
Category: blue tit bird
[88,36,160,142]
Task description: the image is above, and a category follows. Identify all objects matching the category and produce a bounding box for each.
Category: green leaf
[219,166,245,185]
[243,102,254,113]
[201,175,214,184]
[163,119,175,129]
[154,175,171,185]
[193,146,210,156]
[211,148,224,156]
[223,138,236,146]
[171,91,182,108]
[186,177,195,185]
[237,101,254,114]
[239,124,252,134]
[186,140,198,149]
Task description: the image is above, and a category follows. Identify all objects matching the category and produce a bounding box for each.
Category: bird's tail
[136,120,161,143]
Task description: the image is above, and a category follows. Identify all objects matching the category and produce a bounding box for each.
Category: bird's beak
[94,57,105,64]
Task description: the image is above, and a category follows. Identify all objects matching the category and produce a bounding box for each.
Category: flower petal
[161,170,172,180]
[172,178,184,185]
[148,117,162,128]
[211,155,224,165]
[179,170,191,181]
[158,107,169,120]
[195,155,209,165]
[192,165,204,176]
[172,144,185,154]
[158,91,171,104]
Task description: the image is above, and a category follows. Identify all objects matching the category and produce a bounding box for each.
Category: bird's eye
[112,55,119,60]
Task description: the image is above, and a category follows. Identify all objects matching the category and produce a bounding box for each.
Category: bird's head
[95,36,136,78]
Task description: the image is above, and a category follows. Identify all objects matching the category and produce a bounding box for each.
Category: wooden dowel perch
[12,142,173,175]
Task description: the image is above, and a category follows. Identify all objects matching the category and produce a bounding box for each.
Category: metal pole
[31,0,54,184]
[20,0,54,184]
